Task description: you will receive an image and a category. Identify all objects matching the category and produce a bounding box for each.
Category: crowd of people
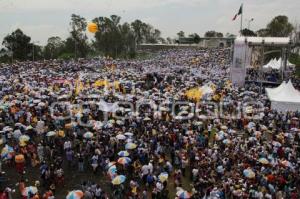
[0,48,299,199]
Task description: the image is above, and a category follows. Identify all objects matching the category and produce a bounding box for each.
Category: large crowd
[0,48,299,199]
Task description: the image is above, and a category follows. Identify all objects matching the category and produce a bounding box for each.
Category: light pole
[32,41,40,61]
[247,18,254,30]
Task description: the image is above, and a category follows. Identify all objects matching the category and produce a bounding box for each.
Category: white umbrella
[83,132,94,139]
[143,117,151,121]
[46,131,56,137]
[116,134,126,140]
[124,132,133,137]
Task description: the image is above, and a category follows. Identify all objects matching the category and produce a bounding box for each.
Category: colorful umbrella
[280,160,293,168]
[1,144,14,159]
[117,157,131,165]
[258,158,269,165]
[107,161,116,169]
[125,143,137,150]
[107,165,117,178]
[118,151,129,157]
[176,190,192,199]
[15,154,25,163]
[243,169,255,179]
[19,135,30,142]
[112,175,126,185]
[158,172,169,182]
[66,190,84,199]
[83,132,93,139]
[22,186,38,196]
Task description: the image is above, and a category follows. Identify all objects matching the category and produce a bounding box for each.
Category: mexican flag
[232,4,243,21]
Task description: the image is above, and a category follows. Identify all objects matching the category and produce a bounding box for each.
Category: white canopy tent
[263,58,295,70]
[266,80,300,112]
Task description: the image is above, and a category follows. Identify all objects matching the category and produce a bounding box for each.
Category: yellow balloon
[88,22,98,33]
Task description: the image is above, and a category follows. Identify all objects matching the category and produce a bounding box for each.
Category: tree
[44,36,64,59]
[256,28,269,37]
[205,31,223,38]
[69,14,89,58]
[131,20,144,44]
[241,28,257,36]
[177,31,185,38]
[2,29,32,61]
[189,33,201,44]
[225,33,236,38]
[267,15,293,37]
[166,37,173,44]
[94,15,133,58]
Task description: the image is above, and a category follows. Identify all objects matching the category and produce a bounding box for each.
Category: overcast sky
[0,0,299,45]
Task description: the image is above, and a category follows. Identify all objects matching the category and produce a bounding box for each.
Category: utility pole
[248,18,254,29]
[32,41,39,61]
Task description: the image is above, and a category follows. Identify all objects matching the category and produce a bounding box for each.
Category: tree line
[0,14,297,62]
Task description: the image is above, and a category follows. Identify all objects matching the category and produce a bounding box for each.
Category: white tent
[266,80,300,112]
[263,58,295,70]
[265,81,286,98]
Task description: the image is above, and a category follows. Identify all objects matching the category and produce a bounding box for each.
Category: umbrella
[247,122,255,129]
[117,157,131,165]
[46,131,56,137]
[291,128,299,132]
[280,160,293,168]
[19,135,30,142]
[112,175,126,185]
[116,120,124,125]
[124,132,133,137]
[221,125,228,130]
[143,117,151,121]
[13,130,22,139]
[222,139,231,145]
[107,161,116,169]
[216,131,225,141]
[272,141,282,147]
[125,143,137,150]
[118,151,129,157]
[258,158,269,165]
[116,134,126,140]
[15,154,25,163]
[26,125,34,130]
[194,121,203,126]
[158,172,169,182]
[198,115,207,120]
[3,126,13,132]
[66,190,84,199]
[108,165,117,174]
[108,119,115,124]
[107,165,117,178]
[1,144,14,159]
[83,132,93,139]
[243,169,255,179]
[22,186,38,196]
[179,111,189,115]
[176,190,192,199]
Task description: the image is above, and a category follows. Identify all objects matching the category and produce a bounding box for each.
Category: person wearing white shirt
[148,161,153,174]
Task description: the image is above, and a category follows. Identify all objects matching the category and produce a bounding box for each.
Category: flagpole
[240,4,243,35]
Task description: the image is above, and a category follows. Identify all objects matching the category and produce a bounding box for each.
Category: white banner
[230,39,251,86]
